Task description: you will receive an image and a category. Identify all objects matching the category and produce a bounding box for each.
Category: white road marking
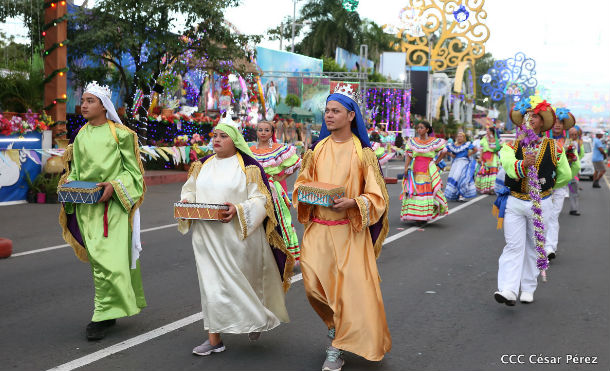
[383,194,487,244]
[47,313,203,371]
[11,223,178,258]
[46,194,488,371]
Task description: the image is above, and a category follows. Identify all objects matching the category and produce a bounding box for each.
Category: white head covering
[83,81,122,124]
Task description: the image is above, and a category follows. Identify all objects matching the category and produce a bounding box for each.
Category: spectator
[592,129,607,188]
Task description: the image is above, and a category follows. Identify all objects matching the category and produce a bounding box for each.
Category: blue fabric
[319,93,371,148]
[593,137,605,161]
[444,157,477,200]
[493,169,509,220]
[447,142,473,159]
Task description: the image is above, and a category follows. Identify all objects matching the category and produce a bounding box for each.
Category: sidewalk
[144,170,188,186]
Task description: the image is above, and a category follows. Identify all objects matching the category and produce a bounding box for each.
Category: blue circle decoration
[479,52,537,129]
[453,5,470,23]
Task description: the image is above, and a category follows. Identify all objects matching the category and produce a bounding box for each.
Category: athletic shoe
[193,340,225,356]
[248,332,261,341]
[322,346,344,371]
[520,292,534,303]
[494,290,517,306]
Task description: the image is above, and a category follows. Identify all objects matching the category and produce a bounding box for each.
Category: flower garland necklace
[517,113,549,281]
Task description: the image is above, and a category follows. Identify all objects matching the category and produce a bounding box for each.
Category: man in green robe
[58,81,146,340]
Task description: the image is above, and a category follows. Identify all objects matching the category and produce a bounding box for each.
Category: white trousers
[544,186,569,254]
[498,196,552,295]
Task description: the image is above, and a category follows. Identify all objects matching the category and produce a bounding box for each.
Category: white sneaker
[494,290,517,306]
[520,292,534,303]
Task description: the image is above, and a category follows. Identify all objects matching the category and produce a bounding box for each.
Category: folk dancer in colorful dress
[178,112,294,355]
[543,108,576,260]
[400,121,449,222]
[58,81,146,340]
[494,96,571,306]
[250,121,302,261]
[444,131,478,202]
[369,131,395,166]
[475,126,501,194]
[294,84,391,371]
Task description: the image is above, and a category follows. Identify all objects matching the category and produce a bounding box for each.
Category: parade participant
[444,131,477,201]
[592,129,607,188]
[567,127,585,215]
[369,131,395,165]
[294,84,391,370]
[475,126,500,194]
[544,109,576,260]
[494,97,571,306]
[400,121,448,222]
[178,111,294,355]
[58,81,146,340]
[250,121,302,261]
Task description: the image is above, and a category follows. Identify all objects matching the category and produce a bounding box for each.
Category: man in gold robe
[294,84,391,371]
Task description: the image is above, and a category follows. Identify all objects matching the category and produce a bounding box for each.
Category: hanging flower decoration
[453,5,469,22]
[342,0,359,12]
[245,73,260,104]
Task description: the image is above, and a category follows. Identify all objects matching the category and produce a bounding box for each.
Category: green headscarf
[215,123,254,157]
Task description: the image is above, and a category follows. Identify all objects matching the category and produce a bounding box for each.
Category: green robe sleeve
[554,148,571,189]
[109,129,144,213]
[500,143,526,181]
[570,147,581,178]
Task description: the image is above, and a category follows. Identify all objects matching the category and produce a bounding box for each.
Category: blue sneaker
[192,340,225,356]
[322,346,344,371]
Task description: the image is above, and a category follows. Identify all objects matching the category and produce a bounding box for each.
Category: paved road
[1,165,608,371]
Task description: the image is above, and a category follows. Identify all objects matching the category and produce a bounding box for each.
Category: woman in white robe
[178,114,294,355]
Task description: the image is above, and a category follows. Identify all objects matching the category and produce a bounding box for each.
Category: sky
[2,0,609,124]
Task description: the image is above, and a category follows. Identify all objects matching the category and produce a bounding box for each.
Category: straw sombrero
[510,95,556,132]
[555,108,576,130]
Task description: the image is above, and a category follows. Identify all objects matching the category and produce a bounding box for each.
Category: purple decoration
[517,121,549,275]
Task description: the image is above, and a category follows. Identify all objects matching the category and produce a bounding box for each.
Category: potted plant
[24,171,39,203]
[31,173,47,203]
[44,173,61,204]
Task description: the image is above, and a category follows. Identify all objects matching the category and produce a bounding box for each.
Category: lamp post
[290,1,311,53]
[291,0,297,52]
[280,22,284,50]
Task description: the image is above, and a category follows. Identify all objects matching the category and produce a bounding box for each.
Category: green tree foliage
[293,0,363,58]
[0,36,44,112]
[359,19,399,64]
[0,1,44,50]
[266,1,399,69]
[284,93,301,109]
[322,56,347,72]
[68,0,259,117]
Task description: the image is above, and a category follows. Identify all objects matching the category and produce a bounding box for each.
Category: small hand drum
[174,202,229,220]
[297,182,345,207]
[58,181,103,204]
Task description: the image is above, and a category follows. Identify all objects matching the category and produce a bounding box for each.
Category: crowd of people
[56,81,607,371]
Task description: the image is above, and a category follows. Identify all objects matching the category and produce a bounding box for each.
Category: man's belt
[510,189,552,201]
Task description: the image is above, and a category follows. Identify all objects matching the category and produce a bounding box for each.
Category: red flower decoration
[533,100,551,114]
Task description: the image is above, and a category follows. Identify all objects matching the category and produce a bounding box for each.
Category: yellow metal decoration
[385,0,490,72]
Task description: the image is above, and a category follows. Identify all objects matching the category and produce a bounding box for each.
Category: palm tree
[294,0,362,58]
[360,19,400,65]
